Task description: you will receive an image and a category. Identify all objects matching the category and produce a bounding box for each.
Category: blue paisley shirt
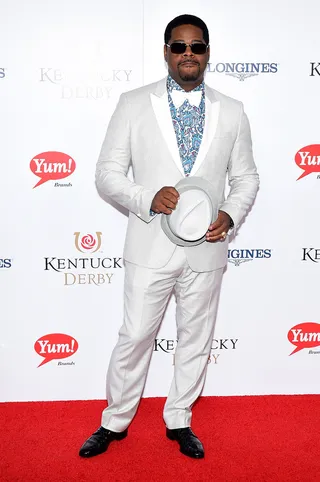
[167,75,205,176]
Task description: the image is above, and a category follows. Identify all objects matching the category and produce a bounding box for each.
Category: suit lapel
[190,86,220,176]
[150,79,220,178]
[150,79,185,176]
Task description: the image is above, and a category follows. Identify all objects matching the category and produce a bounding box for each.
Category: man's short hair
[164,14,209,45]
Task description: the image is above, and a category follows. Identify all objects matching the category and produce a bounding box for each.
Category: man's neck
[179,80,203,92]
[170,75,204,92]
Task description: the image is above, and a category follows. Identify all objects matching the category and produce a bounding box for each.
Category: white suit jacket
[96,77,259,272]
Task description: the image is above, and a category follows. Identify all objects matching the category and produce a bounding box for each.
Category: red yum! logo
[30,151,76,188]
[74,232,102,253]
[34,333,78,367]
[295,145,320,180]
[288,322,320,355]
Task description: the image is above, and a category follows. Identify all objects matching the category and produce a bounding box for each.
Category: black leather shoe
[79,426,128,458]
[166,427,204,459]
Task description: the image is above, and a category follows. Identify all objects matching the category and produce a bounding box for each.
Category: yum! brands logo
[288,323,320,355]
[30,151,76,188]
[74,232,102,253]
[44,232,123,286]
[34,333,78,367]
[295,145,320,180]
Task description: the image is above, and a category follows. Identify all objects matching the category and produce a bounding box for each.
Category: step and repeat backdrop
[1,0,320,402]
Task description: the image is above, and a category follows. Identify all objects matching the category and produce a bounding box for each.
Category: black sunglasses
[166,42,209,55]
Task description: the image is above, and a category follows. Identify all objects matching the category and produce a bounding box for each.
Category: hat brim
[161,177,219,247]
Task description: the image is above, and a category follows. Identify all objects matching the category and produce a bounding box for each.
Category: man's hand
[206,211,232,243]
[151,186,179,215]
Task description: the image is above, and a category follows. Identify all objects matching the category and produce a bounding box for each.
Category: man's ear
[164,44,168,62]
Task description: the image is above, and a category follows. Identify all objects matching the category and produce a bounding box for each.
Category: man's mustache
[178,60,200,66]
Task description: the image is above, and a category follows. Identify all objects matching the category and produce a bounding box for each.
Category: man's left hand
[206,211,232,243]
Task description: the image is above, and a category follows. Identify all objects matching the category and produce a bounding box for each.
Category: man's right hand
[151,186,179,215]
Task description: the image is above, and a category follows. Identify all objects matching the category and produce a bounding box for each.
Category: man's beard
[178,64,201,82]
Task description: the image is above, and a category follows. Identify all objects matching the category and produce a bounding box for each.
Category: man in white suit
[80,14,259,459]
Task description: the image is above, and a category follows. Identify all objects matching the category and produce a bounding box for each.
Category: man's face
[164,24,210,87]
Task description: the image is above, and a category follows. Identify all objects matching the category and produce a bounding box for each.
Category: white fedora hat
[161,177,219,247]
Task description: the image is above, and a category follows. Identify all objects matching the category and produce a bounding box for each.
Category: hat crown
[160,176,218,247]
[168,188,212,241]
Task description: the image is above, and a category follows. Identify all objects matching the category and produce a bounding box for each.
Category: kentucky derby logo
[74,232,102,253]
[43,231,122,286]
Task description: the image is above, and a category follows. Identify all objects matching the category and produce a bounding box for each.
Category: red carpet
[1,396,319,481]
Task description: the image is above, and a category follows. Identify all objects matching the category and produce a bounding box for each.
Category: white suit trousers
[101,246,224,431]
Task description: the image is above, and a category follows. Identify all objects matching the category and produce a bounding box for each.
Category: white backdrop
[1,0,320,402]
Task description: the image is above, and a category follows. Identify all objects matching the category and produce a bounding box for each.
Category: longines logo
[0,68,5,79]
[0,258,12,268]
[44,232,122,286]
[301,248,320,263]
[207,62,278,81]
[154,338,238,365]
[39,68,133,100]
[228,249,272,267]
[310,62,320,77]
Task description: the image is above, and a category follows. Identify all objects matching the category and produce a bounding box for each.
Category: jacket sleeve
[219,102,259,232]
[95,93,157,223]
